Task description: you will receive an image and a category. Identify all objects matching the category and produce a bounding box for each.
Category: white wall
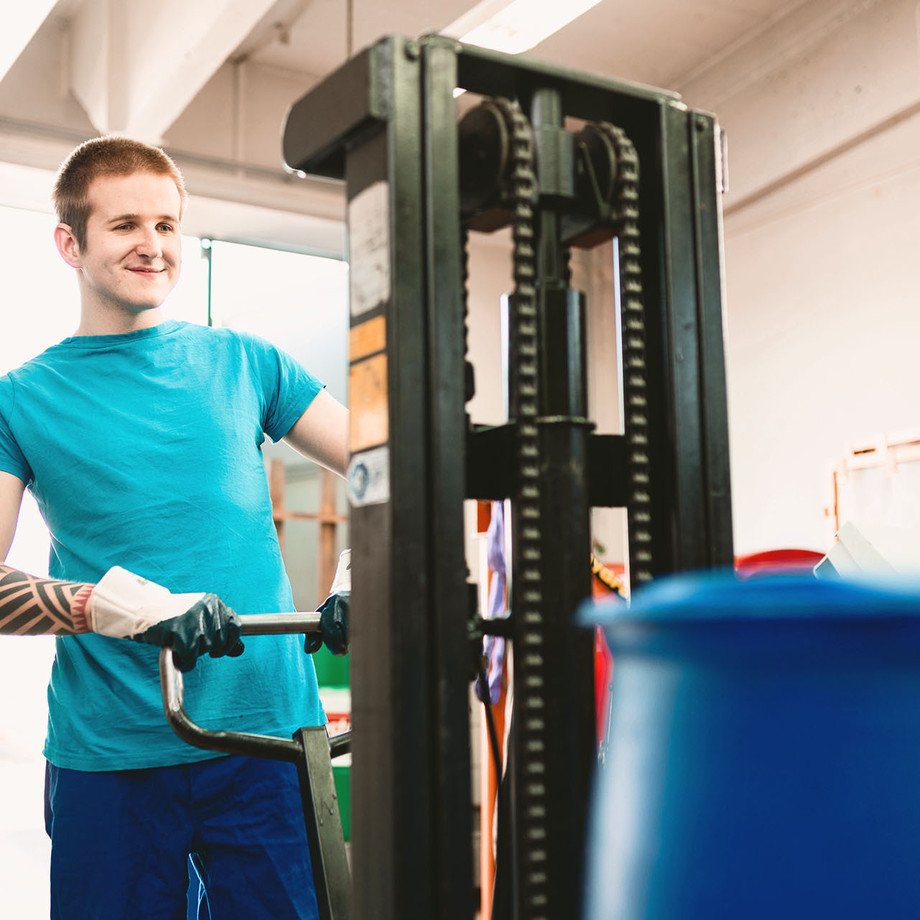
[465,230,512,427]
[680,0,920,555]
[724,133,920,554]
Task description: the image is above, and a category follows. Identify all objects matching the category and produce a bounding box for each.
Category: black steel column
[338,40,434,920]
[619,97,735,573]
[689,112,734,567]
[284,37,476,920]
[420,40,476,918]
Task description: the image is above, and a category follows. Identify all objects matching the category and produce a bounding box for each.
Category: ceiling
[244,0,806,93]
[0,0,805,180]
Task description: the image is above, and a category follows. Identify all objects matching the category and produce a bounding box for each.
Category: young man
[0,136,349,919]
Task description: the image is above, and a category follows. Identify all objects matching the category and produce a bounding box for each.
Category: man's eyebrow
[105,212,180,224]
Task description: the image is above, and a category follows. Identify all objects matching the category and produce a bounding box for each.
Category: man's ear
[54,223,82,269]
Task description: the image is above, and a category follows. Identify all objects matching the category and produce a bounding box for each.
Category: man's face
[70,171,183,317]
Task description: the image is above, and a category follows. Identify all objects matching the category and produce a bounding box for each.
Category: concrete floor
[0,636,55,918]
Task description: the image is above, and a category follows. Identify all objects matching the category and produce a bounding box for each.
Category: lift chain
[600,122,654,588]
[461,228,476,403]
[469,101,652,915]
[497,95,553,920]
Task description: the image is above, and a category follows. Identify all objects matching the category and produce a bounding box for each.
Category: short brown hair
[52,136,188,248]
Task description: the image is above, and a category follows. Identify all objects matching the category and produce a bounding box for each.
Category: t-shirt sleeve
[0,377,31,484]
[241,334,325,443]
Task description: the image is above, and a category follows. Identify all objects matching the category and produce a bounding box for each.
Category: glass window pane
[208,241,349,404]
[164,235,210,326]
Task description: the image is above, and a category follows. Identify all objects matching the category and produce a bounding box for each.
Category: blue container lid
[579,571,920,628]
[580,572,920,664]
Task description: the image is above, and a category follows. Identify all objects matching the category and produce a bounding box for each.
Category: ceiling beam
[0,0,59,84]
[69,0,279,142]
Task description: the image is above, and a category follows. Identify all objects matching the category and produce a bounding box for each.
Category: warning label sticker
[347,446,390,507]
[348,181,390,318]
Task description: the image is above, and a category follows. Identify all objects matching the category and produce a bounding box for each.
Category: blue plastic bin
[580,573,920,920]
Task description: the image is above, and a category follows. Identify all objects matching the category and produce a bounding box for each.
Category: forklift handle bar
[159,612,351,762]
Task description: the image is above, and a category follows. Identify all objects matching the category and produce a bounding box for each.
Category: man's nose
[135,227,163,258]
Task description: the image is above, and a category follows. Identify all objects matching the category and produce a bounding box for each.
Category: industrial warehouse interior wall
[677,0,920,557]
[723,144,920,556]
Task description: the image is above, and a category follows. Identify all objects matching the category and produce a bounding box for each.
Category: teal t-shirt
[0,320,327,770]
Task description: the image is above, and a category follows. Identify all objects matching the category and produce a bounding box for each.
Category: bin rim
[578,570,920,629]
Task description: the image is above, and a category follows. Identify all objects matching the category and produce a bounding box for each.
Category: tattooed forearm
[0,564,92,636]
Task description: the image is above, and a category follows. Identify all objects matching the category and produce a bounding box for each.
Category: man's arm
[283,389,349,478]
[282,391,353,655]
[0,469,90,635]
[0,564,91,635]
[0,560,243,670]
[0,469,25,561]
[0,473,243,666]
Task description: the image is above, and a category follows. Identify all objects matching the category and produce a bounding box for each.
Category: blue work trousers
[44,755,319,920]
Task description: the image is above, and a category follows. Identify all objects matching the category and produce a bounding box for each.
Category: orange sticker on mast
[349,315,386,362]
[349,353,388,452]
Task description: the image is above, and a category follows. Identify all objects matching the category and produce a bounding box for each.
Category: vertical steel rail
[420,41,477,919]
[342,39,435,920]
[660,101,710,570]
[296,726,353,920]
[689,112,735,567]
[284,37,472,920]
[616,97,735,573]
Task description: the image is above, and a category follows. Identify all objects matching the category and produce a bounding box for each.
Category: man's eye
[157,224,174,233]
[116,223,134,231]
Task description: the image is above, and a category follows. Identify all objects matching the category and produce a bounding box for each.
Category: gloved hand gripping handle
[306,549,351,656]
[82,566,245,671]
[159,611,349,761]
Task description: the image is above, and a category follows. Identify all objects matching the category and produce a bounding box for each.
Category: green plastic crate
[312,645,350,688]
[332,764,351,841]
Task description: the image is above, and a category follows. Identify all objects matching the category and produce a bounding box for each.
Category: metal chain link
[601,123,654,589]
[502,96,553,920]
[461,227,476,404]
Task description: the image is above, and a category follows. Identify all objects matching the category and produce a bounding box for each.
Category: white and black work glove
[306,549,350,657]
[75,566,244,672]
